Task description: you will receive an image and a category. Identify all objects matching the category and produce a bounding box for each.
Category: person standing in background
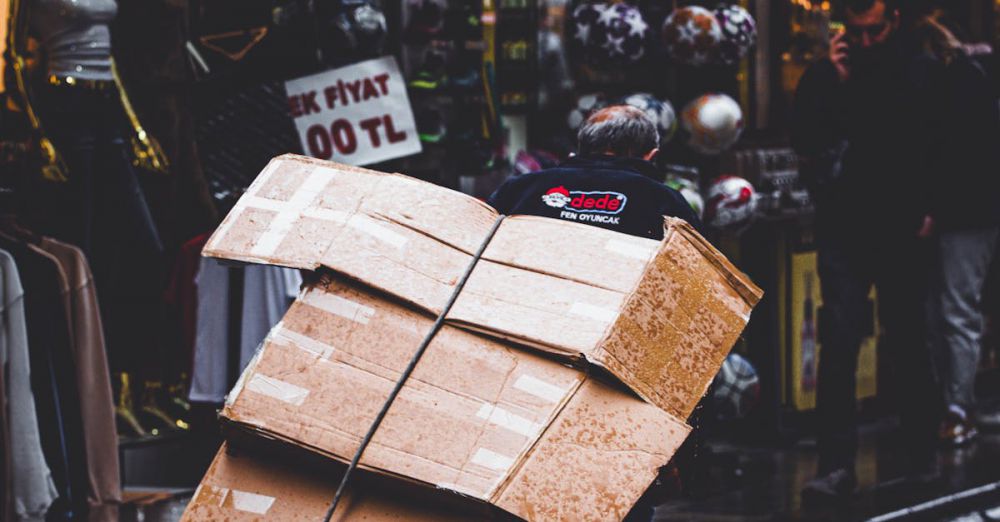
[791,0,943,501]
[913,14,1000,446]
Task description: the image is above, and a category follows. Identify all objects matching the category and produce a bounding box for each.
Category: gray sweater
[0,250,58,521]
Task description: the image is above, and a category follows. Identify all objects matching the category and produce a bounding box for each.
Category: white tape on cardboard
[207,487,276,515]
[347,214,408,249]
[476,403,543,438]
[250,167,337,257]
[436,482,486,499]
[245,374,310,406]
[225,341,268,407]
[209,160,281,246]
[513,374,569,404]
[302,208,350,223]
[569,302,617,323]
[605,238,656,261]
[230,490,276,515]
[301,289,375,324]
[274,325,337,360]
[470,448,515,472]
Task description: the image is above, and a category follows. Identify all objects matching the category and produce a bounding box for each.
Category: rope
[321,214,507,521]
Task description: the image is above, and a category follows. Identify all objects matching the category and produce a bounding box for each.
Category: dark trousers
[815,230,941,474]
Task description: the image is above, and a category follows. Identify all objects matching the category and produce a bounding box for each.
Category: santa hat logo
[546,186,570,197]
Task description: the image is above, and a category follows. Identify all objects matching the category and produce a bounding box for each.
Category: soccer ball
[704,175,757,230]
[662,5,723,67]
[570,2,649,67]
[710,353,760,420]
[620,93,678,145]
[665,176,704,219]
[350,4,388,55]
[567,92,607,131]
[714,4,757,65]
[681,93,744,155]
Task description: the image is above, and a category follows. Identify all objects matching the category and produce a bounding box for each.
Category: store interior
[2,0,1000,520]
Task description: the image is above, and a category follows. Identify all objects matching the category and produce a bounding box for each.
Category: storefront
[1,0,999,520]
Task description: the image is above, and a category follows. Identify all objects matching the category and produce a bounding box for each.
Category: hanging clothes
[0,248,60,521]
[0,353,11,522]
[38,238,120,520]
[188,257,301,404]
[163,233,211,381]
[0,237,89,521]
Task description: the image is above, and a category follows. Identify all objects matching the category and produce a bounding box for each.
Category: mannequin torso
[30,0,117,81]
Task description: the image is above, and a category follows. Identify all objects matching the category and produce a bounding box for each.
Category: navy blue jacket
[487,155,702,240]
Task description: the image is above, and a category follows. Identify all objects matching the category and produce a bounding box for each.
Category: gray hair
[577,105,659,158]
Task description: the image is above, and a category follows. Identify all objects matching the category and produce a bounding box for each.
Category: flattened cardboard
[181,443,497,521]
[221,277,690,521]
[203,154,762,419]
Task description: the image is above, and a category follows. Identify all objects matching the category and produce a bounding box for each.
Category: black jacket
[792,40,1000,236]
[487,155,702,240]
[929,53,1000,230]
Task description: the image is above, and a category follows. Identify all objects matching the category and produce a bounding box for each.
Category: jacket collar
[559,154,661,180]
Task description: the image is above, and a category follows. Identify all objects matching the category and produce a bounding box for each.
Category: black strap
[322,215,506,521]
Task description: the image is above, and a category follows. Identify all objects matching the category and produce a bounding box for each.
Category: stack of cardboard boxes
[181,154,762,521]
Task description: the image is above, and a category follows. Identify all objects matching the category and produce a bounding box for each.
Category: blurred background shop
[1,0,999,520]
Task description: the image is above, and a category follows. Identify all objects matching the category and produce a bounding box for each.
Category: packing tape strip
[246,374,310,406]
[225,341,268,407]
[301,288,375,324]
[471,448,516,472]
[569,302,617,323]
[250,167,337,258]
[436,482,486,499]
[346,214,409,249]
[204,486,276,515]
[273,324,337,360]
[302,208,350,223]
[513,374,570,404]
[209,160,282,245]
[475,403,544,438]
[604,238,656,261]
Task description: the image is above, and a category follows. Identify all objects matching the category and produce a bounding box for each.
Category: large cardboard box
[204,154,762,419]
[182,443,501,521]
[221,276,689,521]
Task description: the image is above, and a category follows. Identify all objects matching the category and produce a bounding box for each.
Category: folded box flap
[203,154,497,272]
[494,379,691,521]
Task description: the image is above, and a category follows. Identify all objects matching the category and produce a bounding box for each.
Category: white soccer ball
[704,175,757,230]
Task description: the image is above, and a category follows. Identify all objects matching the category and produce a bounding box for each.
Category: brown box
[182,443,500,521]
[221,276,689,521]
[204,154,762,419]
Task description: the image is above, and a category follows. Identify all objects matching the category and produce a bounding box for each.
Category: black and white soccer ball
[620,93,678,144]
[570,2,649,67]
[323,3,388,57]
[567,92,607,131]
[710,353,760,420]
[714,3,757,65]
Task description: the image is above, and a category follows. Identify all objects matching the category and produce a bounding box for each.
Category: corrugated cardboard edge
[665,217,763,306]
[590,218,764,420]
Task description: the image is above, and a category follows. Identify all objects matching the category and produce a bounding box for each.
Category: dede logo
[541,186,627,215]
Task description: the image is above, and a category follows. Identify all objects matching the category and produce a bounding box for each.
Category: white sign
[285,56,422,166]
